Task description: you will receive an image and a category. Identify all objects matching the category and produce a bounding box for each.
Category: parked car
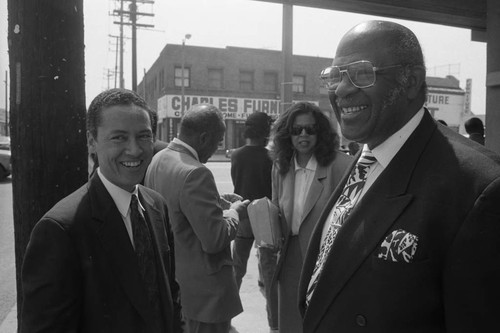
[0,147,11,180]
[0,136,9,150]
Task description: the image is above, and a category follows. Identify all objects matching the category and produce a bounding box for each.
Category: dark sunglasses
[290,125,318,136]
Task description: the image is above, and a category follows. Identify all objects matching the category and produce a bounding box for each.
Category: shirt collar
[370,107,425,168]
[294,154,318,172]
[97,168,141,218]
[173,137,199,161]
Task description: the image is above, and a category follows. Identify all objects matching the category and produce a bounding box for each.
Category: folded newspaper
[247,197,282,248]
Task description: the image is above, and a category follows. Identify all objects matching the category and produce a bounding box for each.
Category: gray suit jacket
[145,141,242,323]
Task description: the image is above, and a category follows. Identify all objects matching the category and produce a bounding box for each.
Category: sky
[0,0,488,115]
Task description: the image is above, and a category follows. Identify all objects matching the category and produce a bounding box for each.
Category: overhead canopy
[253,0,487,38]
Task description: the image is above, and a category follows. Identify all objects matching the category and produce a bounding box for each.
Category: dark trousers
[231,217,279,329]
[258,246,279,330]
[184,317,231,333]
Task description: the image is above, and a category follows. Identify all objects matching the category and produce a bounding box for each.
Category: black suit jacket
[299,110,500,332]
[21,173,182,333]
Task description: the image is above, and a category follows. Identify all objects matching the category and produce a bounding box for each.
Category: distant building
[138,44,333,151]
[425,75,467,133]
[138,46,473,150]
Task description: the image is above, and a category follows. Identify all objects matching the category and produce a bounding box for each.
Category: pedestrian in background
[21,88,182,332]
[464,116,485,145]
[270,101,353,333]
[230,111,277,332]
[145,103,249,333]
[300,20,500,332]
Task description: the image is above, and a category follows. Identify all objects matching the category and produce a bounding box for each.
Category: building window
[293,75,305,93]
[263,71,278,92]
[174,67,190,88]
[159,69,165,91]
[208,68,223,89]
[239,70,254,91]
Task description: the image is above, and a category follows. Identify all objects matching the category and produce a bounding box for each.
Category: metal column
[485,0,500,153]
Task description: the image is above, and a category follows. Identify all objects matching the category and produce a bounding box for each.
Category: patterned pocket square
[377,229,418,263]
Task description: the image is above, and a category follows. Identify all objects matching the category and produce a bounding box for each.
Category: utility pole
[120,0,124,88]
[113,0,154,91]
[108,35,120,88]
[3,70,7,136]
[8,0,87,325]
[281,4,293,113]
[181,34,191,117]
[130,0,137,90]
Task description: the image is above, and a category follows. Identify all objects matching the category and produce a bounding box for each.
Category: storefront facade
[138,44,332,151]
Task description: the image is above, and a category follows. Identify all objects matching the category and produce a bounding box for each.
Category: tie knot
[130,194,140,211]
[131,194,138,204]
[358,149,377,167]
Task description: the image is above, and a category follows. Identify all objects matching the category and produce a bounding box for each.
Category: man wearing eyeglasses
[299,20,500,332]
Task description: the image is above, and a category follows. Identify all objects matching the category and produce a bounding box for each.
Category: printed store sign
[157,94,317,120]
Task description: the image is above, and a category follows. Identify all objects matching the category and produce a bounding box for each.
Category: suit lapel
[281,169,295,235]
[298,155,356,315]
[302,111,438,329]
[138,187,175,325]
[299,166,326,233]
[89,175,157,330]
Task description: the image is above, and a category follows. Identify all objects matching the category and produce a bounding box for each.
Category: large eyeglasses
[320,60,402,89]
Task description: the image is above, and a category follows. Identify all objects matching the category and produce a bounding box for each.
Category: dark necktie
[130,194,162,326]
[306,149,377,305]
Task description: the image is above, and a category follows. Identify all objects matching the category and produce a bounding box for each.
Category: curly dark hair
[270,102,339,175]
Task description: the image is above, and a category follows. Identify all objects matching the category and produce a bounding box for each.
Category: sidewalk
[0,247,269,333]
[208,151,231,163]
[0,304,16,333]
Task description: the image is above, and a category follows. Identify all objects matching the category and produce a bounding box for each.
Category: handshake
[220,193,250,219]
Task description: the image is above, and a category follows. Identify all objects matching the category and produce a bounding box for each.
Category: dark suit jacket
[21,173,182,333]
[145,141,242,323]
[299,110,500,332]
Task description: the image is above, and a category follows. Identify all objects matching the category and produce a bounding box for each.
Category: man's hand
[221,193,243,203]
[230,199,251,220]
[220,193,244,210]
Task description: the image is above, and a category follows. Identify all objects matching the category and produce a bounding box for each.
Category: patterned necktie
[305,149,377,305]
[130,194,162,321]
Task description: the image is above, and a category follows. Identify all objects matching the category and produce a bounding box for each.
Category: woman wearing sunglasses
[269,101,353,333]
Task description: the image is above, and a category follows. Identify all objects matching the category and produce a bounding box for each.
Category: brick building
[138,44,472,150]
[138,44,333,151]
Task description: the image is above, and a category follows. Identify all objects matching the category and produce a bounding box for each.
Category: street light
[181,33,191,118]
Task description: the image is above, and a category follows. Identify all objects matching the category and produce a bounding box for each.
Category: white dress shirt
[97,168,143,248]
[291,155,318,235]
[172,137,199,161]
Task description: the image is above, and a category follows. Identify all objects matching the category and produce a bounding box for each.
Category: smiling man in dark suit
[21,88,182,333]
[299,21,500,332]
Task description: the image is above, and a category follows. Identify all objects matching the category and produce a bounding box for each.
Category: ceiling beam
[252,0,486,31]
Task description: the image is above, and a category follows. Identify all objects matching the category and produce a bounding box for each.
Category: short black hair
[180,103,225,138]
[464,117,484,135]
[244,112,272,140]
[87,88,157,139]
